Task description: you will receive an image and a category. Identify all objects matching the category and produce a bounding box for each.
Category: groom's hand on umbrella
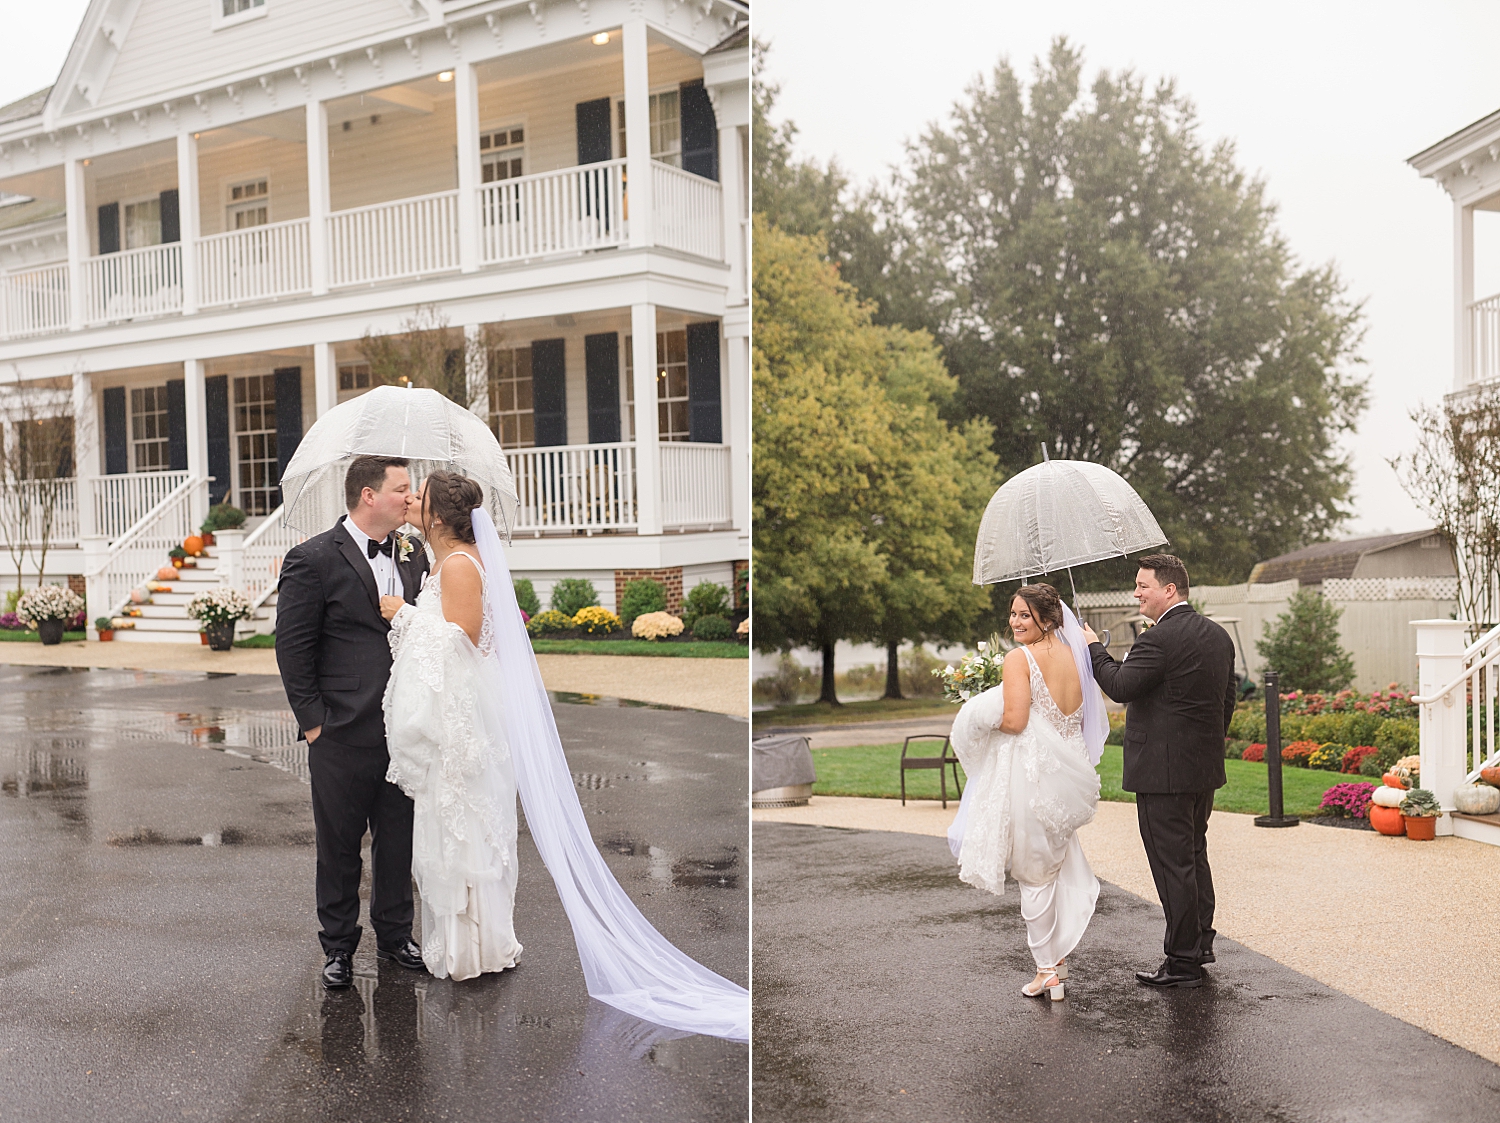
[380,595,406,620]
[1081,623,1100,645]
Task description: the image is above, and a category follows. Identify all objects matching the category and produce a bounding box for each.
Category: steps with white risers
[114,552,224,645]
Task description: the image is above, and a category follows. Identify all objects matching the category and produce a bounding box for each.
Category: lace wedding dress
[383,552,523,981]
[949,644,1102,970]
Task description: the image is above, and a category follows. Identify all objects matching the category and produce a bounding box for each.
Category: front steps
[113,546,276,645]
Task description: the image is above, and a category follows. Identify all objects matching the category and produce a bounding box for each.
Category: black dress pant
[1135,790,1216,976]
[307,735,415,956]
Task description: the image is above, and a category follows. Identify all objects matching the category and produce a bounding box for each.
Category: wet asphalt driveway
[753,822,1500,1123]
[0,665,747,1122]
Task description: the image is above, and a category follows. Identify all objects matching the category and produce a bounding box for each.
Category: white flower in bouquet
[186,586,252,628]
[933,643,1007,705]
[16,584,85,627]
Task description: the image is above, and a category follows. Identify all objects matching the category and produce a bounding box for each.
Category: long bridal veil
[471,507,749,1042]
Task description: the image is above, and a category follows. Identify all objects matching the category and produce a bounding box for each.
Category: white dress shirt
[345,517,400,597]
[1154,600,1192,625]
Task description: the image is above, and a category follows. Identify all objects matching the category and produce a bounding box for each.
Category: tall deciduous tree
[869,39,1368,585]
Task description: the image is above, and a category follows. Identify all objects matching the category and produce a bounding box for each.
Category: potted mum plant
[1399,788,1443,841]
[186,586,252,651]
[16,585,85,645]
[96,616,116,642]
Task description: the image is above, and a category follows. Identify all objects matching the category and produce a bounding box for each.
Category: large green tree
[862,40,1368,585]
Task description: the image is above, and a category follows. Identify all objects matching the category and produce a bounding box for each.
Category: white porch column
[213,528,246,595]
[455,63,481,274]
[1416,619,1470,835]
[176,131,201,315]
[307,99,331,295]
[313,341,338,418]
[724,318,749,535]
[630,303,662,534]
[718,123,747,303]
[70,372,98,540]
[64,159,88,330]
[622,19,654,249]
[1456,201,1474,391]
[183,358,209,529]
[463,323,487,416]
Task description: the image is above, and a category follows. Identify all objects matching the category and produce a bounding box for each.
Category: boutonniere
[396,532,416,564]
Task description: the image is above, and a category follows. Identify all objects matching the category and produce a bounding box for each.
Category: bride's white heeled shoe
[1054,960,1068,982]
[1022,969,1065,1001]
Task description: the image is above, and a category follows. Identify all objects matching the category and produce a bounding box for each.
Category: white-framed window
[616,90,681,165]
[226,178,269,229]
[233,374,278,515]
[337,363,372,393]
[623,330,690,442]
[122,197,162,250]
[487,346,534,448]
[480,125,526,184]
[212,0,267,30]
[129,385,171,471]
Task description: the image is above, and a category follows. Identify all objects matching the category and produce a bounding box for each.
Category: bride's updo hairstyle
[1013,583,1066,637]
[422,469,484,545]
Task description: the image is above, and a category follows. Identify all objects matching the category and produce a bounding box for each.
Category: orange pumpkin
[156,566,177,581]
[1369,804,1406,835]
[183,535,204,556]
[1382,773,1409,790]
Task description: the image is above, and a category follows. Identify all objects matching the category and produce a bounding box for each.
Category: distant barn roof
[1249,530,1446,586]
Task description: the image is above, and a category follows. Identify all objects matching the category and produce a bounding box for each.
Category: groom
[1082,554,1236,989]
[276,455,431,989]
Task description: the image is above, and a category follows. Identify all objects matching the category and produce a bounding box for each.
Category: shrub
[201,503,247,533]
[1319,781,1376,819]
[1242,743,1267,763]
[618,578,668,629]
[631,611,684,641]
[692,614,733,641]
[681,582,731,630]
[1303,714,1348,744]
[1343,710,1384,747]
[513,578,541,616]
[572,606,622,636]
[754,653,816,704]
[1228,708,1265,742]
[1281,740,1319,768]
[526,609,575,636]
[1225,739,1249,760]
[549,578,598,618]
[1359,751,1388,778]
[1341,745,1379,774]
[1308,742,1347,771]
[1107,712,1128,746]
[1374,717,1418,755]
[4,589,19,613]
[1256,589,1356,693]
[1278,714,1307,743]
[899,645,948,697]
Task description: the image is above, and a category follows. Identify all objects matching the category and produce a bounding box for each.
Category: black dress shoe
[376,939,427,972]
[1136,962,1204,989]
[322,951,354,990]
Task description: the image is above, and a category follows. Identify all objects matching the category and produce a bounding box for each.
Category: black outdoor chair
[899,734,963,808]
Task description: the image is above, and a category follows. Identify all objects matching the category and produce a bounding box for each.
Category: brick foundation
[732,560,749,608]
[67,574,85,598]
[614,566,684,616]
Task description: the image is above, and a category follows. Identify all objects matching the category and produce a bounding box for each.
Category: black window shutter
[166,379,188,471]
[103,386,128,474]
[576,97,612,166]
[97,202,120,255]
[584,333,621,444]
[159,189,180,244]
[205,375,231,505]
[686,321,722,443]
[679,79,718,181]
[274,367,304,492]
[531,339,568,447]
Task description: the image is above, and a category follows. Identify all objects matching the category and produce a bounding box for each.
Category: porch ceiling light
[592,32,610,45]
[438,70,454,82]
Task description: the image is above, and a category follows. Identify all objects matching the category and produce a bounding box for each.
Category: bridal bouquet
[934,640,1005,704]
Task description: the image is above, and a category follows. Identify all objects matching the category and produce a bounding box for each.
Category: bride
[378,469,747,1041]
[948,583,1107,1001]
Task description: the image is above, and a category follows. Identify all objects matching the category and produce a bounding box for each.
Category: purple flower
[0,612,23,631]
[1319,781,1377,819]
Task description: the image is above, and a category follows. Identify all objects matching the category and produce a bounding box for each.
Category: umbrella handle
[1100,629,1111,648]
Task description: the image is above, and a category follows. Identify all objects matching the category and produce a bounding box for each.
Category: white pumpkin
[1371,785,1406,808]
[1453,784,1500,816]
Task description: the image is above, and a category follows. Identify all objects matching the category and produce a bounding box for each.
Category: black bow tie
[367,536,393,559]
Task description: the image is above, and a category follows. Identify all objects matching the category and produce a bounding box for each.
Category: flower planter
[98,630,115,642]
[1403,815,1438,841]
[1369,804,1406,836]
[37,618,65,645]
[204,622,236,651]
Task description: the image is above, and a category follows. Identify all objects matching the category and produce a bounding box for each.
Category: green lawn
[754,696,955,731]
[233,633,277,648]
[0,629,86,643]
[813,743,1350,817]
[222,633,747,658]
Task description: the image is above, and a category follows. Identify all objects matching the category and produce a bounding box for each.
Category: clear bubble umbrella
[972,450,1168,603]
[278,384,518,538]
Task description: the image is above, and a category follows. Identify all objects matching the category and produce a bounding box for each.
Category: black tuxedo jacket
[275,516,429,749]
[1089,603,1237,795]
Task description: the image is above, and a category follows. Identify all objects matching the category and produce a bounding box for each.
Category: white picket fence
[82,243,183,325]
[198,219,310,306]
[328,190,460,287]
[0,263,69,337]
[505,442,637,534]
[480,160,626,264]
[660,442,733,529]
[653,162,723,259]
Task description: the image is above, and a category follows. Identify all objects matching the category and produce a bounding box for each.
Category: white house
[0,0,750,642]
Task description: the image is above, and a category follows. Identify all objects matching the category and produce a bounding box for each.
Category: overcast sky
[756,0,1500,538]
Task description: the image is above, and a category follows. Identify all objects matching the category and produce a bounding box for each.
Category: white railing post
[719,122,747,302]
[214,527,245,591]
[1416,619,1471,834]
[623,18,654,249]
[455,61,481,274]
[725,323,750,535]
[64,158,88,331]
[631,304,663,534]
[1457,201,1474,390]
[71,371,97,542]
[184,358,209,529]
[81,533,110,635]
[176,131,200,315]
[307,99,331,296]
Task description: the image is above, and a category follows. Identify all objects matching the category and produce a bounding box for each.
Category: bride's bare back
[999,593,1083,732]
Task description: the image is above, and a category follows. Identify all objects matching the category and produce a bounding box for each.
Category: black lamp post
[1254,669,1300,828]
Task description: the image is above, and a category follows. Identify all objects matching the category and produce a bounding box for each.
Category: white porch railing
[1473,294,1500,384]
[0,263,69,337]
[92,470,192,541]
[86,474,206,618]
[480,159,626,265]
[240,505,303,612]
[198,219,311,307]
[328,190,459,287]
[660,442,732,529]
[653,162,723,260]
[82,243,183,325]
[1415,621,1500,785]
[505,442,637,534]
[0,477,78,548]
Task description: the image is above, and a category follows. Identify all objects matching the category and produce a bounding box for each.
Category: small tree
[0,384,75,594]
[360,306,509,411]
[1256,589,1355,694]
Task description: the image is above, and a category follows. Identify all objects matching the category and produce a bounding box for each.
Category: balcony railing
[83,243,183,325]
[480,159,626,265]
[329,190,460,288]
[654,163,723,260]
[199,218,311,307]
[0,263,69,338]
[92,469,192,541]
[0,476,79,548]
[660,442,733,529]
[1473,293,1500,384]
[506,441,637,534]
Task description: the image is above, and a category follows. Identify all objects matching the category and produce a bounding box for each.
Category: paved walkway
[755,714,956,749]
[0,641,748,716]
[755,796,1500,1066]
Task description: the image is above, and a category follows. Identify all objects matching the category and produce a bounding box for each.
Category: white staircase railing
[239,505,303,613]
[660,442,733,529]
[652,162,724,260]
[479,159,626,264]
[328,190,459,287]
[92,470,192,541]
[1414,621,1500,784]
[505,442,636,534]
[198,218,310,307]
[85,474,205,619]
